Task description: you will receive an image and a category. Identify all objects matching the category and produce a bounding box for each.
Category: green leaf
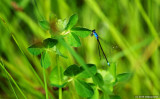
[65,14,78,30]
[49,66,67,88]
[110,95,121,99]
[71,27,91,37]
[41,51,51,69]
[64,64,81,76]
[102,72,115,94]
[39,20,50,30]
[55,48,68,58]
[67,32,81,47]
[28,42,44,55]
[77,64,97,78]
[74,79,94,97]
[43,38,58,48]
[109,63,116,80]
[117,73,131,82]
[92,73,104,87]
[89,87,99,99]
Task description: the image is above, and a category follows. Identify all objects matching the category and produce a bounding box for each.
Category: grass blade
[0,62,27,99]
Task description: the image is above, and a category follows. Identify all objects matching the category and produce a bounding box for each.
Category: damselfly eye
[92,29,95,33]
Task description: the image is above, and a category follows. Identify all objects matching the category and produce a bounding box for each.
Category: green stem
[43,67,49,99]
[0,62,27,99]
[59,88,62,99]
[56,55,62,99]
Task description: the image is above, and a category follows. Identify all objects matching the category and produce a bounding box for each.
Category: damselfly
[91,30,110,66]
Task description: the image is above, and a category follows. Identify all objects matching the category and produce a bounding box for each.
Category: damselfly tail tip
[107,62,110,67]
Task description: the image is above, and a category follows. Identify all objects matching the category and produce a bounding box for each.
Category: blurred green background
[0,0,160,99]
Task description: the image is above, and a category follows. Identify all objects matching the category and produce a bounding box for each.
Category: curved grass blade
[0,62,27,99]
[0,17,54,99]
[0,61,18,99]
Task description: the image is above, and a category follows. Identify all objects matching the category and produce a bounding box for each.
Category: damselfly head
[90,29,95,36]
[92,29,95,33]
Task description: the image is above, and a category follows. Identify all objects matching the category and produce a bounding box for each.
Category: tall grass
[0,0,160,99]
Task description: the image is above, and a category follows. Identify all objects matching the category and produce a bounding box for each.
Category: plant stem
[43,67,49,99]
[59,87,62,99]
[56,55,62,99]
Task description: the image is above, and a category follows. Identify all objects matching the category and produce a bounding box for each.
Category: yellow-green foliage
[0,0,160,99]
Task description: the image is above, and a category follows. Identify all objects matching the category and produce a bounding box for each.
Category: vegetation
[0,0,160,99]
